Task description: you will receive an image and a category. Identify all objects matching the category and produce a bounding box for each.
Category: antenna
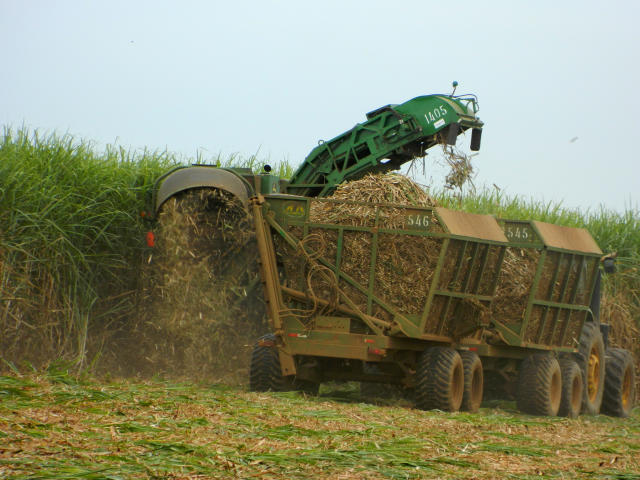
[451,81,458,96]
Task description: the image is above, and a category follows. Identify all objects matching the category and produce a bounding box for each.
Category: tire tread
[249,334,286,392]
[517,354,561,416]
[558,358,582,418]
[601,348,636,418]
[415,347,463,412]
[460,351,483,413]
[573,321,605,415]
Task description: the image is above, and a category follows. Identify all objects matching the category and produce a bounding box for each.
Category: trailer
[245,194,634,416]
[149,88,636,416]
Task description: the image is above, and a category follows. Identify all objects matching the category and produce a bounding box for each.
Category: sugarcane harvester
[149,90,635,417]
[152,93,483,204]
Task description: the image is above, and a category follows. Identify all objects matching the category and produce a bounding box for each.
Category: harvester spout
[286,93,484,197]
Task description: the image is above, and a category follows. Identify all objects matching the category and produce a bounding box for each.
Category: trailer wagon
[248,194,634,417]
[149,89,635,417]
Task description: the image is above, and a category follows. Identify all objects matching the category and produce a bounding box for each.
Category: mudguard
[153,166,253,215]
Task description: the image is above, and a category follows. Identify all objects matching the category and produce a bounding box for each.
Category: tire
[249,334,287,392]
[601,348,636,418]
[558,358,583,418]
[249,334,320,395]
[415,347,464,412]
[517,354,562,416]
[573,321,605,415]
[460,351,483,413]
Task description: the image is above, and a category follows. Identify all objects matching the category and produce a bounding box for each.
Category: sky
[1,0,639,213]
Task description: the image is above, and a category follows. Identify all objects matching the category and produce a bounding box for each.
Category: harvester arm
[286,94,483,197]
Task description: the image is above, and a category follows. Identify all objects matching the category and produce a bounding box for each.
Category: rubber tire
[601,348,636,418]
[249,334,287,392]
[415,347,464,412]
[517,354,562,416]
[249,334,320,395]
[558,358,583,418]
[460,351,483,413]
[573,321,605,415]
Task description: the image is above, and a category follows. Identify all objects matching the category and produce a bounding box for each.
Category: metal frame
[250,196,604,380]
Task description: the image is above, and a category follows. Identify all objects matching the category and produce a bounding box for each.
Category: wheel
[573,321,605,414]
[249,334,287,392]
[601,348,636,418]
[460,351,483,413]
[415,347,464,412]
[558,358,583,418]
[517,354,562,416]
[249,334,320,395]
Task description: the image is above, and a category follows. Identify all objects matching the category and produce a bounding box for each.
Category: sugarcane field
[1,117,639,478]
[2,3,640,478]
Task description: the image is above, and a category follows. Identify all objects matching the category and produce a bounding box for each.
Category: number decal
[406,214,430,228]
[285,204,305,217]
[505,225,532,241]
[424,105,448,125]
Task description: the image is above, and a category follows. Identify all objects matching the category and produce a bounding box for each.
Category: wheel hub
[587,348,600,402]
[571,375,582,411]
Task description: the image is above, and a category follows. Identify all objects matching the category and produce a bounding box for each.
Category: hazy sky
[2,1,639,212]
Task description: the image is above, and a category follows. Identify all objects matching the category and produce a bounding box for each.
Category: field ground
[1,373,638,479]
[1,130,639,479]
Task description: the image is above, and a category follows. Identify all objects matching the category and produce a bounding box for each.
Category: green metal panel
[286,94,483,197]
[416,238,450,336]
[393,95,480,134]
[150,93,483,217]
[265,195,507,347]
[367,219,380,316]
[494,218,603,349]
[497,219,543,247]
[258,174,282,194]
[248,192,612,379]
[519,248,547,342]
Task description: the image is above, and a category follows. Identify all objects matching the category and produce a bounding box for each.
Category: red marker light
[146,231,155,247]
[368,347,387,356]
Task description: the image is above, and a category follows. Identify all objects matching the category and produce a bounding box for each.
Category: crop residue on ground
[1,373,639,479]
